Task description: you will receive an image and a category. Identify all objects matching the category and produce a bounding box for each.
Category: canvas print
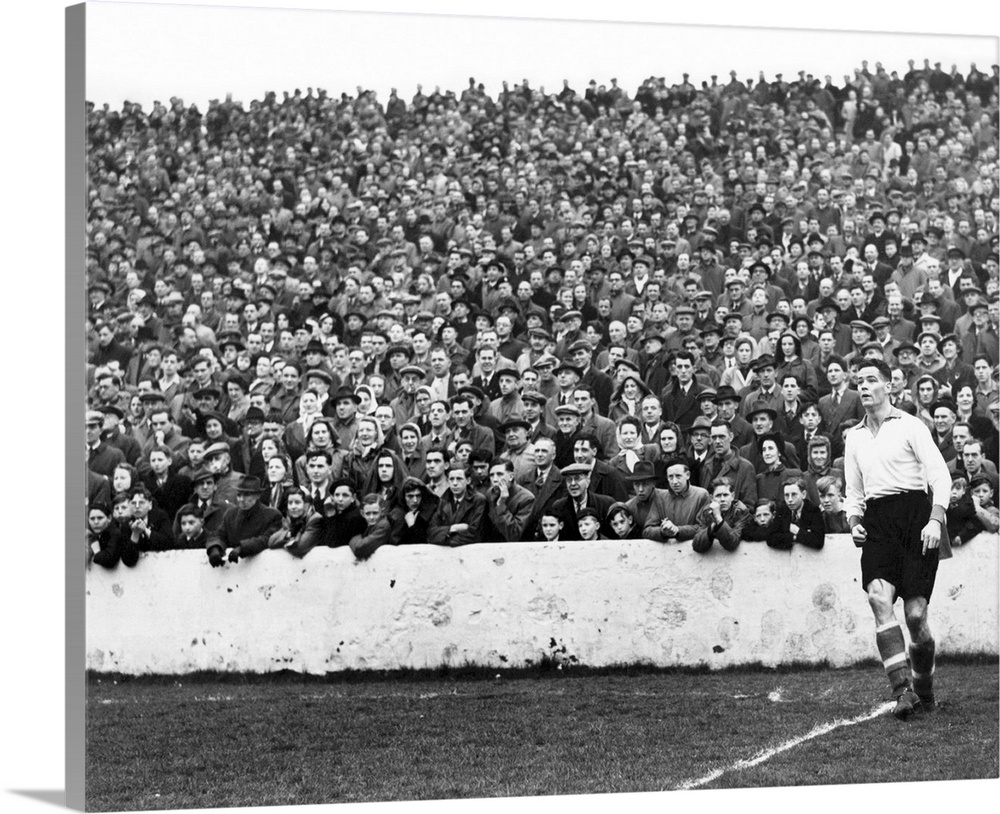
[77,1,999,809]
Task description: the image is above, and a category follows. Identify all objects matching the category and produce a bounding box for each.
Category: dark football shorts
[860,490,938,601]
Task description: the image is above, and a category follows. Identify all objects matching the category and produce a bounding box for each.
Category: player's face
[856,366,888,410]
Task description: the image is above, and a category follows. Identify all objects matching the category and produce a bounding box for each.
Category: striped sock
[875,621,911,697]
[910,640,936,699]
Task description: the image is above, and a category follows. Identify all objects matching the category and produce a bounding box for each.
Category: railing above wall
[85,534,999,675]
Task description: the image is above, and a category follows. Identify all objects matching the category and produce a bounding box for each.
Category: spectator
[766,476,826,550]
[744,499,779,542]
[427,464,488,546]
[701,419,757,507]
[755,433,804,506]
[288,480,366,557]
[692,476,751,553]
[87,503,126,569]
[606,502,638,540]
[126,485,174,552]
[816,474,851,534]
[641,457,712,543]
[205,476,283,566]
[484,458,535,542]
[174,504,210,551]
[349,495,392,560]
[267,488,316,552]
[389,477,439,546]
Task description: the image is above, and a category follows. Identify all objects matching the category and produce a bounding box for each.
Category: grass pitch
[86,659,998,809]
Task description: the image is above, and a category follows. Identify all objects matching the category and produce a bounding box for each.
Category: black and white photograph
[5,1,1000,813]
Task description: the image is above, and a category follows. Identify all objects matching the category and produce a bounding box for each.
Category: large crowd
[84,59,1000,569]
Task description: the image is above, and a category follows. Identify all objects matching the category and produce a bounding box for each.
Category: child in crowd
[947,472,980,550]
[350,494,392,559]
[969,474,1000,535]
[815,474,851,534]
[88,503,124,568]
[743,499,777,542]
[606,503,636,540]
[538,509,565,542]
[174,504,208,550]
[577,507,604,541]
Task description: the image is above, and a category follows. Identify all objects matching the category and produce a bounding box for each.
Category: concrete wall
[85,535,999,675]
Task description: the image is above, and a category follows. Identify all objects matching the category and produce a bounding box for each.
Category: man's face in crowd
[666,464,690,494]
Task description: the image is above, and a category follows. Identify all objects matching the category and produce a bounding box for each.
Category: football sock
[875,621,911,697]
[910,639,936,699]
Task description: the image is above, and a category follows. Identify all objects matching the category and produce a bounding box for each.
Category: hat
[331,387,362,405]
[642,330,665,345]
[399,364,426,378]
[560,310,584,323]
[871,316,890,329]
[386,343,414,359]
[303,368,333,384]
[968,297,989,313]
[498,418,531,433]
[553,361,582,376]
[303,339,328,356]
[616,358,641,375]
[190,468,215,485]
[567,338,593,354]
[98,404,125,420]
[748,261,772,278]
[690,416,713,432]
[235,475,266,493]
[624,461,658,482]
[193,386,221,400]
[85,410,104,425]
[673,305,696,317]
[528,327,553,341]
[969,473,994,490]
[496,367,522,381]
[699,323,723,337]
[521,392,548,406]
[692,290,714,301]
[768,311,791,324]
[893,342,919,356]
[947,247,966,259]
[244,406,266,423]
[456,385,487,402]
[725,277,746,289]
[203,441,231,459]
[138,390,167,403]
[713,385,741,404]
[929,398,957,415]
[937,333,960,349]
[916,330,941,345]
[850,320,875,336]
[554,404,582,417]
[560,462,592,477]
[860,341,884,354]
[817,298,840,314]
[751,354,776,372]
[918,314,942,327]
[746,401,778,420]
[695,388,717,403]
[531,352,559,369]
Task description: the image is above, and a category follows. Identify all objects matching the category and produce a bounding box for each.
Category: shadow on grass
[87,652,998,686]
[8,790,66,809]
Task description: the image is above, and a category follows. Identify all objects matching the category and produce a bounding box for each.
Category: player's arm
[910,421,951,552]
[842,430,867,544]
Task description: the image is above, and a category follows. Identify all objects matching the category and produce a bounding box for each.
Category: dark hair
[305,448,333,464]
[177,503,204,519]
[857,358,892,381]
[488,458,514,472]
[574,432,600,451]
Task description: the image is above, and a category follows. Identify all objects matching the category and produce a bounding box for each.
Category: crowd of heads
[85,58,999,565]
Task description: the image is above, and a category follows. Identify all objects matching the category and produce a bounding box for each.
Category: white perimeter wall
[85,535,999,675]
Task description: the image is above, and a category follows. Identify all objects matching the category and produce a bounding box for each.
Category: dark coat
[548,490,616,541]
[130,507,175,552]
[484,482,535,542]
[427,489,488,546]
[88,442,126,479]
[767,499,826,550]
[206,501,283,559]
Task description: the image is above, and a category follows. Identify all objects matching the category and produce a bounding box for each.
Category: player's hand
[920,520,940,555]
[851,523,867,547]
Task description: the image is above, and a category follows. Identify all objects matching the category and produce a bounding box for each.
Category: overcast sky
[86,0,998,110]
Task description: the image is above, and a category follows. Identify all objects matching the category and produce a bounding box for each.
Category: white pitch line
[673,700,895,790]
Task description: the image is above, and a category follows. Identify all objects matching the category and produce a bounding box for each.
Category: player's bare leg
[867,578,921,719]
[904,595,936,710]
